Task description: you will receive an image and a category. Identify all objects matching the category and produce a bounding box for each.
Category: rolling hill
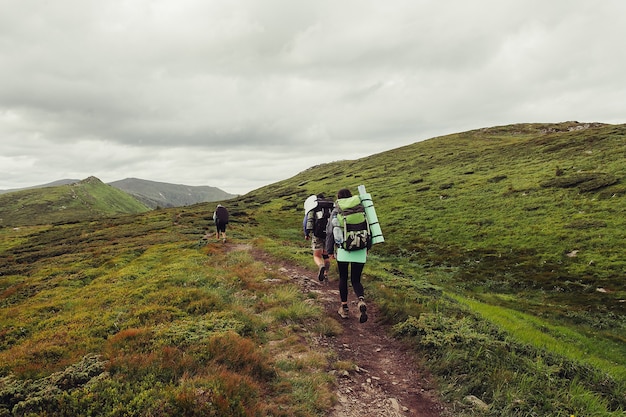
[1,178,237,209]
[247,121,626,329]
[1,121,624,416]
[0,176,150,227]
[0,179,80,194]
[108,178,237,209]
[255,121,626,296]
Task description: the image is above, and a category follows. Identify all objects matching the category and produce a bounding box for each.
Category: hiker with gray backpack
[304,193,334,281]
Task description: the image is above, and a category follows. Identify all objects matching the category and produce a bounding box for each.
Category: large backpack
[215,205,229,223]
[336,196,371,251]
[311,199,334,238]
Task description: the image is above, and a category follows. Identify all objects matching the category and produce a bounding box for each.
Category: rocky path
[247,246,448,417]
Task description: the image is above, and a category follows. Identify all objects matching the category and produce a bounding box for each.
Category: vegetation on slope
[0,177,150,228]
[1,121,625,416]
[242,121,626,415]
[1,210,335,416]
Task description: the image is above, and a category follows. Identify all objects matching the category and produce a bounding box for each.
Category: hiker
[213,204,229,242]
[325,188,370,323]
[304,194,333,281]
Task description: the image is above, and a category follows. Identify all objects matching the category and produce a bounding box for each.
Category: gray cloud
[1,0,625,194]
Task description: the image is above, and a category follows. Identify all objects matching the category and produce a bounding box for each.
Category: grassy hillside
[0,205,339,416]
[251,121,626,319]
[240,121,626,413]
[0,179,80,195]
[1,121,625,416]
[0,177,150,227]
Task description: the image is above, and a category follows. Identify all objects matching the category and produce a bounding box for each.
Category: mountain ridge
[0,179,81,194]
[108,177,237,209]
[0,176,151,227]
[0,177,237,209]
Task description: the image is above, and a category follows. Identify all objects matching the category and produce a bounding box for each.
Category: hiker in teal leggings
[325,188,368,323]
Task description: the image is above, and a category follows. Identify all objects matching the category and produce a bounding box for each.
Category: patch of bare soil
[245,245,449,417]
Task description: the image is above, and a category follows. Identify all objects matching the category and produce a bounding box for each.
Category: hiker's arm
[305,212,314,238]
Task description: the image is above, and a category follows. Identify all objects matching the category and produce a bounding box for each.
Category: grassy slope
[256,122,626,313]
[243,121,626,414]
[0,209,336,416]
[1,121,625,416]
[0,177,150,227]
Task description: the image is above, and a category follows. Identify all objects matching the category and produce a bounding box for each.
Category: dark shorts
[215,219,227,233]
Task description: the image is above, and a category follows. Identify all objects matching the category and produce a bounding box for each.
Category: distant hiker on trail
[325,188,371,323]
[213,204,229,242]
[304,193,333,281]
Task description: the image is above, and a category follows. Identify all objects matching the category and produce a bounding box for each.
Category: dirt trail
[243,245,448,417]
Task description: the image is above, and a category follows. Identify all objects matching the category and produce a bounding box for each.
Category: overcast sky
[1,0,625,195]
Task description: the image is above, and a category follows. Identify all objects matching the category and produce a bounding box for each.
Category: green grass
[246,121,626,415]
[1,121,626,416]
[0,177,149,227]
[452,294,626,382]
[0,212,335,415]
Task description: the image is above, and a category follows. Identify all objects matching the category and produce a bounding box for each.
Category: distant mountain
[108,178,237,209]
[0,179,80,194]
[0,176,150,227]
[1,178,237,208]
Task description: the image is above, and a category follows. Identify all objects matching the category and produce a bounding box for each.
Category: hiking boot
[318,266,326,281]
[338,305,349,319]
[358,299,368,323]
